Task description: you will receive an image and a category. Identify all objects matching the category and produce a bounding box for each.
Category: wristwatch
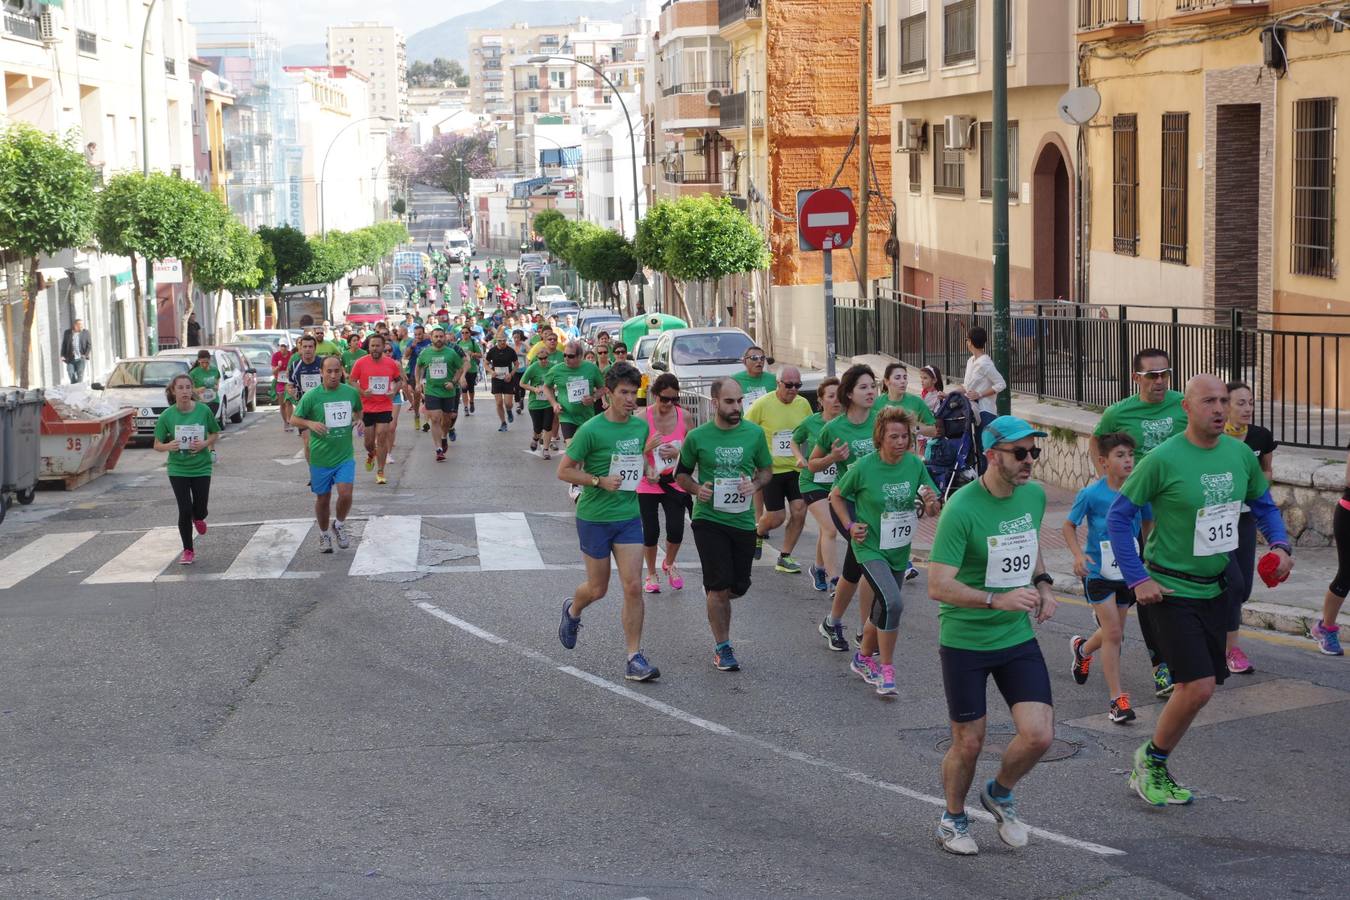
[591,474,600,487]
[1033,573,1054,588]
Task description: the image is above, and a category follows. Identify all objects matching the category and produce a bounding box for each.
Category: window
[978,120,1019,199]
[1003,0,1013,54]
[606,196,616,221]
[875,0,888,78]
[1112,114,1139,256]
[1292,97,1336,278]
[1160,112,1188,264]
[942,0,975,67]
[932,124,964,195]
[549,70,567,89]
[900,4,927,74]
[909,149,922,193]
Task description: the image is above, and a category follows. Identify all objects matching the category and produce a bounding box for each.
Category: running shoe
[193,519,207,536]
[498,423,508,433]
[542,448,551,460]
[318,532,333,554]
[1108,693,1136,724]
[1129,743,1193,806]
[435,448,446,462]
[979,781,1029,848]
[530,439,539,452]
[713,644,740,671]
[448,429,457,442]
[775,554,802,574]
[332,521,349,550]
[365,453,375,472]
[178,549,195,565]
[376,472,388,485]
[558,598,582,649]
[876,664,897,696]
[850,652,880,685]
[1070,635,1092,685]
[644,574,661,594]
[936,813,978,856]
[1226,645,1254,675]
[905,563,920,582]
[422,422,430,433]
[819,617,850,652]
[810,564,829,592]
[1312,620,1344,656]
[1153,663,1175,698]
[507,409,514,424]
[753,536,763,560]
[624,651,660,682]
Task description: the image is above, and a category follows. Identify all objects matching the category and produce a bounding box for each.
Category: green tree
[634,200,676,274]
[392,197,407,218]
[570,226,638,311]
[195,219,264,342]
[663,196,768,323]
[0,124,97,386]
[256,224,313,300]
[532,209,565,243]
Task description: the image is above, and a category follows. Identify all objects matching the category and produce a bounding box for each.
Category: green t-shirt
[792,412,834,496]
[745,392,813,474]
[678,419,773,531]
[457,339,482,363]
[315,340,342,359]
[153,402,220,478]
[881,392,936,427]
[294,383,363,470]
[732,370,777,408]
[929,480,1046,651]
[565,414,651,523]
[1119,433,1268,599]
[816,407,879,479]
[188,366,220,396]
[544,361,603,425]
[1094,390,1187,458]
[341,348,367,371]
[521,361,554,411]
[417,345,466,398]
[836,451,938,571]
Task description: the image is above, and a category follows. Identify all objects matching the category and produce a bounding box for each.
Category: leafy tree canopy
[0,123,96,260]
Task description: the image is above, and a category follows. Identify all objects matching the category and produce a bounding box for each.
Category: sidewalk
[908,482,1348,637]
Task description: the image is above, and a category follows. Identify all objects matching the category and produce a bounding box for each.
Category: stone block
[1272,453,1324,487]
[1283,504,1308,536]
[1313,464,1347,491]
[1296,528,1331,548]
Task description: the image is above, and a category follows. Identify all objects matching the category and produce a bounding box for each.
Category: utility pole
[858,4,870,319]
[992,0,1012,415]
[139,0,162,355]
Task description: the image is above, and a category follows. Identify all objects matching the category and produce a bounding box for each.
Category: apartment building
[188,58,234,202]
[326,22,409,123]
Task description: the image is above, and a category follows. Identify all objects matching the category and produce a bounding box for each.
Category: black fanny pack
[1144,559,1227,588]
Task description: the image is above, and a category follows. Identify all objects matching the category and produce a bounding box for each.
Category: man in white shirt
[950,326,1007,473]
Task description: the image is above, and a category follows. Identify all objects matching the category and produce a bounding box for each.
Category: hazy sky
[188,0,499,46]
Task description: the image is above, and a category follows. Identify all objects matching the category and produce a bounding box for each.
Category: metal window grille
[1160,112,1188,264]
[900,13,927,73]
[1112,114,1139,256]
[932,124,964,195]
[909,150,922,193]
[1292,97,1336,278]
[979,120,1019,199]
[942,0,975,66]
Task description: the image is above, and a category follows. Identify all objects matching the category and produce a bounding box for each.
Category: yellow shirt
[746,392,814,474]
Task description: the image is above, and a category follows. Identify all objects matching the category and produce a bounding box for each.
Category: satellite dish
[1057,86,1101,126]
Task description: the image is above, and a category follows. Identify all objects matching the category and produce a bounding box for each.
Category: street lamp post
[320,115,394,237]
[139,0,162,355]
[527,55,646,312]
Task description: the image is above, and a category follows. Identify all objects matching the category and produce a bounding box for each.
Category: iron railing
[718,0,762,29]
[661,80,731,98]
[77,29,97,55]
[3,10,39,40]
[1078,0,1142,30]
[834,291,1350,450]
[1175,0,1266,11]
[718,90,764,130]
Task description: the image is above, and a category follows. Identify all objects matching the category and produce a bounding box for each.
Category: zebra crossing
[0,512,576,590]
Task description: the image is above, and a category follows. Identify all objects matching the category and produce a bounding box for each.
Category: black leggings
[640,487,691,547]
[169,475,210,551]
[1330,497,1350,598]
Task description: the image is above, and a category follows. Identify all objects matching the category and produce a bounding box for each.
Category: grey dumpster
[0,387,43,508]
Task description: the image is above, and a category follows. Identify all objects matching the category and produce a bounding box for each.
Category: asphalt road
[3,390,1348,899]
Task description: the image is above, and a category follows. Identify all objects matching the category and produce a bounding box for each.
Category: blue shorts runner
[1084,577,1136,606]
[310,458,356,495]
[938,638,1053,723]
[576,516,643,560]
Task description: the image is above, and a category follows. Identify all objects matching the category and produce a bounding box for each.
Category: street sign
[797,188,856,251]
[153,258,183,284]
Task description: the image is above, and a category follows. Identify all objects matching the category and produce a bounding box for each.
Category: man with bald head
[542,341,605,498]
[1106,373,1293,808]
[745,366,813,574]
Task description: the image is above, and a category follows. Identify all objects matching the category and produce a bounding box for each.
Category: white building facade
[325,22,408,124]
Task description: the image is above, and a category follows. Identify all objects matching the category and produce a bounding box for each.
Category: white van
[444,229,473,263]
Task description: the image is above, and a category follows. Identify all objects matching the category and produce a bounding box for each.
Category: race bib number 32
[772,430,795,457]
[985,531,1037,589]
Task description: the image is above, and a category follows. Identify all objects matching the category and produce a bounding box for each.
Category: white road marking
[0,531,98,590]
[220,521,312,580]
[411,602,1125,858]
[475,512,545,570]
[349,515,422,576]
[84,527,182,584]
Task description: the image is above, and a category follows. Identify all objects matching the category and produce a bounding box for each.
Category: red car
[345,298,389,328]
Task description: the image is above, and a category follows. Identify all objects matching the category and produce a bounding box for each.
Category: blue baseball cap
[982,416,1047,446]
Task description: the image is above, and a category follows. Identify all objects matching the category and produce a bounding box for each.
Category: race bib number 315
[1194,502,1240,556]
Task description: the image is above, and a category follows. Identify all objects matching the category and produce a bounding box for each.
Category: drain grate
[935,733,1081,763]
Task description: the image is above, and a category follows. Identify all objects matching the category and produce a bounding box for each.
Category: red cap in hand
[1257,551,1287,588]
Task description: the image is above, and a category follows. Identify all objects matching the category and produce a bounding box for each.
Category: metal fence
[836,291,1350,450]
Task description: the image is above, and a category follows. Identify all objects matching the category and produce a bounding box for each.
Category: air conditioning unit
[705,88,723,106]
[944,115,975,151]
[899,118,925,152]
[39,8,59,43]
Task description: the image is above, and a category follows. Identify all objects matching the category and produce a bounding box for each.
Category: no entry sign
[797,188,856,251]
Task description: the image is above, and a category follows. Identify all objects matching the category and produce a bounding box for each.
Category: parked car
[534,284,567,305]
[647,327,823,406]
[155,347,249,426]
[345,298,389,328]
[92,357,194,443]
[444,229,473,263]
[632,333,661,404]
[544,299,581,321]
[236,329,294,349]
[225,342,278,406]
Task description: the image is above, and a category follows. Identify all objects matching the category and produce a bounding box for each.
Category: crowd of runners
[151,273,1347,858]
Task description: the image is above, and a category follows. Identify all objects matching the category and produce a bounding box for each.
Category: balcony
[718,90,763,134]
[483,59,501,70]
[659,0,720,40]
[1078,0,1143,33]
[718,0,762,32]
[661,80,730,98]
[77,29,97,56]
[1173,0,1268,20]
[3,9,39,41]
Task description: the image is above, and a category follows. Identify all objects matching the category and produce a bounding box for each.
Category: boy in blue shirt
[1062,432,1153,724]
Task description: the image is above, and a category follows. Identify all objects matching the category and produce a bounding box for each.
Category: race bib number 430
[985,531,1037,589]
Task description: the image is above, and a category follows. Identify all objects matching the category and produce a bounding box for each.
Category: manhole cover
[935,733,1080,762]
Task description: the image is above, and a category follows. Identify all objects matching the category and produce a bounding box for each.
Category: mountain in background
[280,43,327,67]
[405,0,634,64]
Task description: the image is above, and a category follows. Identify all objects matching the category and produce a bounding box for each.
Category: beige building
[326,22,409,123]
[468,20,620,120]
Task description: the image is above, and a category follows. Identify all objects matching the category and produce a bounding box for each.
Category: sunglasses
[1135,368,1172,379]
[745,355,766,363]
[993,446,1042,461]
[564,353,578,359]
[781,381,802,389]
[657,394,680,404]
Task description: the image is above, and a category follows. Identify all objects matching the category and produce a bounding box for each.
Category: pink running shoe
[1226,646,1254,674]
[179,549,195,565]
[644,574,661,594]
[664,562,684,590]
[193,519,207,536]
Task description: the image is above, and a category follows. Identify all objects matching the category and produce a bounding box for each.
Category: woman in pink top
[639,373,692,593]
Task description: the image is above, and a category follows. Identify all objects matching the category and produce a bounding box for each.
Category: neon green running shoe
[1130,743,1194,807]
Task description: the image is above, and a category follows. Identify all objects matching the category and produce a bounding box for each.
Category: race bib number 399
[985,531,1037,589]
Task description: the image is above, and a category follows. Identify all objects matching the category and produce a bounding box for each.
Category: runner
[794,376,842,593]
[731,344,776,407]
[811,364,880,652]
[314,328,342,361]
[521,346,557,459]
[528,329,565,451]
[638,373,691,594]
[1108,374,1292,807]
[287,336,325,467]
[1062,432,1152,724]
[830,407,941,695]
[188,350,220,405]
[1221,380,1276,674]
[555,363,662,681]
[152,372,221,565]
[405,324,431,432]
[271,340,294,432]
[415,326,468,462]
[349,333,403,485]
[1093,348,1187,697]
[341,333,367,374]
[1317,455,1349,656]
[675,377,774,672]
[880,362,938,436]
[485,329,519,432]
[457,326,483,416]
[927,416,1057,855]
[542,340,603,451]
[745,366,812,574]
[288,355,364,553]
[511,329,530,414]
